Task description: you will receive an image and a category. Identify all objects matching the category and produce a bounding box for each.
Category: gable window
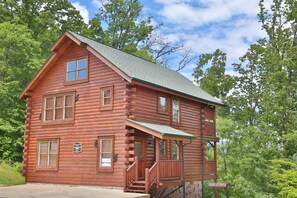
[37,139,59,170]
[98,135,114,172]
[172,98,180,124]
[66,58,88,83]
[171,141,179,160]
[43,92,75,124]
[158,94,168,114]
[100,86,113,110]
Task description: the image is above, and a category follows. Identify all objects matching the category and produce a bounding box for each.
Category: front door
[134,138,146,178]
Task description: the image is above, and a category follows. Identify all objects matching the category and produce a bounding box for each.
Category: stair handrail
[145,161,159,193]
[124,156,138,191]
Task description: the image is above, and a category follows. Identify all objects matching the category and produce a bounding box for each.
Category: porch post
[155,137,160,185]
[182,142,186,198]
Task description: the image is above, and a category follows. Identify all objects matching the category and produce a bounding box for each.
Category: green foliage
[0,23,42,163]
[193,49,234,100]
[0,162,25,185]
[0,0,86,57]
[83,0,154,57]
[269,159,297,197]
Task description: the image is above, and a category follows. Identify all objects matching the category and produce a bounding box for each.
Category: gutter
[201,106,205,198]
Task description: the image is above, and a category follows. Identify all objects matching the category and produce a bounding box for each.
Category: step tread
[133,181,145,184]
[126,189,146,193]
[129,185,146,189]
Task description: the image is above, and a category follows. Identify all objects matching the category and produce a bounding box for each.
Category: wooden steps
[126,180,146,193]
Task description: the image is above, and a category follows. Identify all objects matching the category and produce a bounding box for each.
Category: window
[66,58,88,83]
[100,86,113,110]
[172,99,180,124]
[37,139,59,170]
[159,140,166,159]
[171,141,179,160]
[43,93,74,124]
[158,94,168,114]
[98,135,114,172]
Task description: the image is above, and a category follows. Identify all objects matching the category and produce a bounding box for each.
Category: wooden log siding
[22,97,32,178]
[205,160,216,175]
[25,42,128,187]
[132,86,205,182]
[204,107,216,137]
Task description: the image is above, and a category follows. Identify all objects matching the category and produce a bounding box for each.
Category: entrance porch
[123,119,196,194]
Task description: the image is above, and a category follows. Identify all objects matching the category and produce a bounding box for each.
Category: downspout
[182,138,192,198]
[201,106,205,198]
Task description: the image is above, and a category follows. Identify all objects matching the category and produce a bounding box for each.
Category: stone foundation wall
[151,181,202,198]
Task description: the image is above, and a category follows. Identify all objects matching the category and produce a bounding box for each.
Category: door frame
[135,137,147,178]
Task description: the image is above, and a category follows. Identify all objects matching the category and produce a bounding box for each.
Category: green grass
[0,162,25,186]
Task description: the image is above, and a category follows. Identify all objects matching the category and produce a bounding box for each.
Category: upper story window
[100,86,113,111]
[43,92,75,124]
[158,94,168,114]
[172,98,180,124]
[37,139,59,170]
[66,58,88,84]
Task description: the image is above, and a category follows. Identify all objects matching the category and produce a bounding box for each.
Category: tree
[193,49,234,102]
[83,0,195,71]
[88,0,154,54]
[0,22,42,163]
[257,0,297,157]
[0,0,86,57]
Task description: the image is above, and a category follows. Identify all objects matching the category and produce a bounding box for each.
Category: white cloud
[155,0,261,28]
[92,0,108,8]
[72,2,89,24]
[152,0,267,70]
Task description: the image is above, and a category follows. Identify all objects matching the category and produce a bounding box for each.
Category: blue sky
[70,0,267,80]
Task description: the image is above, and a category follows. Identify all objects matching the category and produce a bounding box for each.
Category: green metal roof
[68,31,223,105]
[126,119,196,139]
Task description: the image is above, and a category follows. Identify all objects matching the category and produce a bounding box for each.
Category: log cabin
[20,31,222,197]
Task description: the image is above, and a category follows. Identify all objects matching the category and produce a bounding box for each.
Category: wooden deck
[124,159,182,193]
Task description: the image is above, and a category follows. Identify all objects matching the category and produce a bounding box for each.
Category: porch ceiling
[126,119,196,141]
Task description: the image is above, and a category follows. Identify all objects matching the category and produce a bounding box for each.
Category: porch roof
[126,119,196,141]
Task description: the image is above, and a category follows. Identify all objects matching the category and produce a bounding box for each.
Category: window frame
[36,138,59,171]
[171,98,181,126]
[97,135,114,173]
[100,86,114,111]
[171,140,179,160]
[159,140,167,159]
[158,93,169,114]
[42,92,75,125]
[65,57,89,85]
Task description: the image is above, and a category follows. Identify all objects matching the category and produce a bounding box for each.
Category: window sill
[42,119,74,126]
[64,79,88,86]
[35,167,58,172]
[97,168,113,173]
[100,106,113,111]
[158,111,169,115]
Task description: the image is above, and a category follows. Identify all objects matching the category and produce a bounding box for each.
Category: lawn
[0,162,25,186]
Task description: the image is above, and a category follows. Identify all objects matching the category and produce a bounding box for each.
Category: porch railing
[124,157,138,191]
[205,160,216,175]
[145,161,159,193]
[159,160,181,179]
